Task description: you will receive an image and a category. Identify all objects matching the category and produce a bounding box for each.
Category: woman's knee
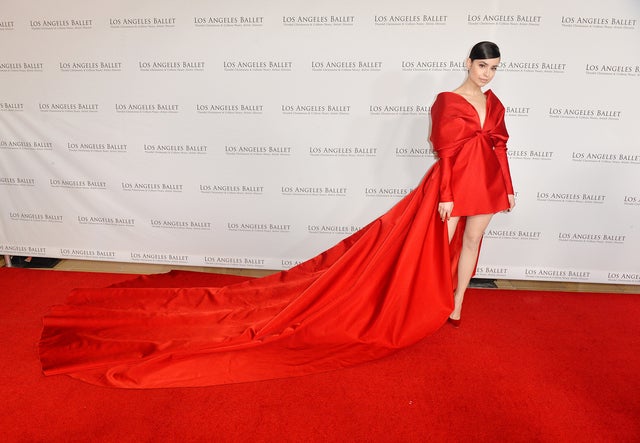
[462,232,483,250]
[462,215,492,249]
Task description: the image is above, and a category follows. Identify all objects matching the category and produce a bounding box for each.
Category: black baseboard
[7,256,61,269]
[468,278,497,288]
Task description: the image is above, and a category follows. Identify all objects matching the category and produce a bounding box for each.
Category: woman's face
[466,57,500,87]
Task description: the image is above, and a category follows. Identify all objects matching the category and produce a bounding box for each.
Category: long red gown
[38,89,513,389]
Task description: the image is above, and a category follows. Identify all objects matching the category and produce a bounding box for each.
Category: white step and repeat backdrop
[1,0,639,284]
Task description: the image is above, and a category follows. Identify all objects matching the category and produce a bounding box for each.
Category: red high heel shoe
[447,317,461,328]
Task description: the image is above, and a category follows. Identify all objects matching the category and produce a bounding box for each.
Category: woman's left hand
[506,194,516,212]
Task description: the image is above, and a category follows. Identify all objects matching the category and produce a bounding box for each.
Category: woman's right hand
[438,201,454,222]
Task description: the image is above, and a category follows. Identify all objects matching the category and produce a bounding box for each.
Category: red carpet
[1,267,638,442]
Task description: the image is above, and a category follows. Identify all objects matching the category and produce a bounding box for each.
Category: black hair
[469,41,501,60]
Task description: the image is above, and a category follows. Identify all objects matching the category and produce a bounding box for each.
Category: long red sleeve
[430,94,465,203]
[494,145,514,195]
[439,157,454,201]
[490,107,515,195]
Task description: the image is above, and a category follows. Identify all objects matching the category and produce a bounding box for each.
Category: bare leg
[449,213,493,320]
[446,216,460,243]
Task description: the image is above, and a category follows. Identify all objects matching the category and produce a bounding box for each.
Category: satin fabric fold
[39,163,462,388]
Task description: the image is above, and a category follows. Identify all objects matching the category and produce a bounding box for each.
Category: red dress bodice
[430,90,514,217]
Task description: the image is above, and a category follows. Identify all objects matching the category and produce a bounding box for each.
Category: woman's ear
[465,58,472,71]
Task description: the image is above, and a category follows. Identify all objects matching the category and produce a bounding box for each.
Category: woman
[39,42,514,388]
[430,41,516,326]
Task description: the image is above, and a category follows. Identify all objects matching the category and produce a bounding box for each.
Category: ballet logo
[374,14,447,26]
[0,102,24,111]
[67,142,128,153]
[623,195,640,206]
[30,18,93,30]
[607,272,640,284]
[49,179,107,190]
[561,16,637,30]
[282,15,355,26]
[193,16,264,27]
[115,103,179,114]
[0,177,35,186]
[0,62,43,72]
[365,187,411,197]
[59,61,122,72]
[571,152,640,164]
[281,259,303,268]
[505,106,531,117]
[224,145,292,156]
[9,212,63,223]
[281,186,348,197]
[121,182,183,192]
[0,139,53,151]
[499,61,566,73]
[524,268,591,281]
[536,192,606,204]
[309,146,377,157]
[507,149,554,161]
[0,245,46,255]
[401,60,463,72]
[59,249,117,259]
[311,60,382,72]
[558,232,626,244]
[467,14,542,26]
[204,256,243,266]
[143,144,208,155]
[199,184,264,195]
[204,256,266,268]
[476,266,508,277]
[369,104,429,116]
[77,216,135,227]
[585,63,640,77]
[196,104,263,114]
[227,223,291,233]
[39,103,99,113]
[109,17,176,28]
[130,252,189,264]
[281,104,350,115]
[224,60,292,72]
[395,146,435,158]
[0,20,14,30]
[307,225,360,235]
[485,230,541,240]
[548,107,621,120]
[150,219,212,231]
[139,60,205,72]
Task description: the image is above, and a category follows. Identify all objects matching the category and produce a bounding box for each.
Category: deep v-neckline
[446,90,489,129]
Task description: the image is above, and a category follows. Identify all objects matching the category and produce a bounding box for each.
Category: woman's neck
[456,79,484,97]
